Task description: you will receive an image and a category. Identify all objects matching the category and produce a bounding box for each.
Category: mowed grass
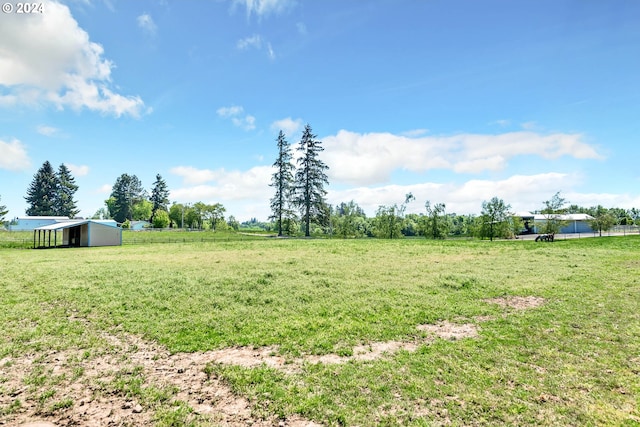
[1,236,639,425]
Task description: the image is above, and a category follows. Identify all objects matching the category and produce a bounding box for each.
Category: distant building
[34,219,122,248]
[128,220,151,231]
[9,216,72,231]
[515,212,595,234]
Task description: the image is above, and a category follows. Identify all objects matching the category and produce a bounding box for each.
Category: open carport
[33,220,122,248]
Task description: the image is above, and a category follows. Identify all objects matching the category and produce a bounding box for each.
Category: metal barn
[34,220,122,248]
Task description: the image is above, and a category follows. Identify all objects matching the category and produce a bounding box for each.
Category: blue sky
[1,0,639,221]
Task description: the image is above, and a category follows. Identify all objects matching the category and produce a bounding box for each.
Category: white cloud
[217,105,256,130]
[67,163,90,176]
[321,130,603,186]
[232,0,294,18]
[0,0,145,117]
[270,117,303,137]
[216,105,244,118]
[37,125,60,136]
[237,35,262,50]
[0,139,31,171]
[266,42,275,60]
[170,165,272,201]
[236,34,275,59]
[137,13,157,36]
[96,184,112,194]
[233,115,256,130]
[170,166,219,185]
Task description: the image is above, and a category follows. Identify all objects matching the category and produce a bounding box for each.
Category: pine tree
[150,174,170,221]
[293,124,329,237]
[109,174,144,223]
[56,164,79,218]
[25,161,59,216]
[269,130,295,236]
[0,195,8,222]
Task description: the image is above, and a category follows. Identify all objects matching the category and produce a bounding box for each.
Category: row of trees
[264,190,640,240]
[10,157,640,239]
[23,161,80,218]
[17,161,232,231]
[166,202,228,230]
[103,173,170,226]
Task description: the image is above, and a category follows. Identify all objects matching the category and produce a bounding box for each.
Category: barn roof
[532,213,594,221]
[34,220,89,230]
[34,219,119,231]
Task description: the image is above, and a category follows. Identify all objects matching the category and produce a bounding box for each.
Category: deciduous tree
[333,200,367,238]
[132,200,153,221]
[204,203,226,230]
[588,205,616,237]
[293,124,329,237]
[480,197,511,241]
[540,191,568,236]
[152,209,170,229]
[169,203,185,228]
[373,193,414,239]
[423,201,448,239]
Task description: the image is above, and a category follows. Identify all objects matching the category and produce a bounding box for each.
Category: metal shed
[34,220,122,248]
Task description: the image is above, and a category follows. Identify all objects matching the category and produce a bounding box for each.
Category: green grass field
[1,235,639,425]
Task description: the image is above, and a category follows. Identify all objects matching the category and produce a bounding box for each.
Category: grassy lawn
[1,235,639,425]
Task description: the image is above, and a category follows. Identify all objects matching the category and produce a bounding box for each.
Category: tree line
[6,143,640,238]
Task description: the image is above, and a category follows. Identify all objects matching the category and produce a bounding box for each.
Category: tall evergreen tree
[25,161,58,216]
[0,195,8,222]
[269,130,295,236]
[55,163,79,218]
[293,124,330,237]
[109,174,144,223]
[150,173,170,221]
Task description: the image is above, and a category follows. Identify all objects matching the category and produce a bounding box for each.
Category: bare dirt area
[416,321,480,340]
[1,299,543,426]
[1,331,322,427]
[485,296,546,310]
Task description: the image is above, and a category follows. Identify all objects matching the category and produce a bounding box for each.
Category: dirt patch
[2,320,484,426]
[417,321,480,340]
[209,322,478,372]
[485,296,546,310]
[0,332,323,427]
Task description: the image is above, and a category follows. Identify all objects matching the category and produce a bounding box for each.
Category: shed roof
[35,220,89,231]
[35,219,119,231]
